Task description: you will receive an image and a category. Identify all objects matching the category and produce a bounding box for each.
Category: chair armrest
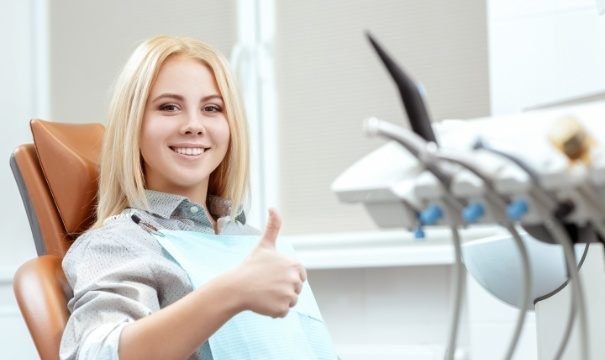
[13,255,73,360]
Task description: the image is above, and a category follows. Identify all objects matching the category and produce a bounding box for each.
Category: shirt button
[190,206,199,214]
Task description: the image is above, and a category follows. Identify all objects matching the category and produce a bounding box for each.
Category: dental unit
[332,32,605,359]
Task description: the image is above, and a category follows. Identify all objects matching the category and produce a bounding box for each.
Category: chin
[173,174,212,188]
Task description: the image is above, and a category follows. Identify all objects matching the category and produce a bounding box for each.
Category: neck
[185,185,208,206]
[145,181,209,207]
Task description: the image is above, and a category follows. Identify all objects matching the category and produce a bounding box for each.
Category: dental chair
[10,119,104,360]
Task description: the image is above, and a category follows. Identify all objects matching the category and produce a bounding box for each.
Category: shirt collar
[144,189,188,219]
[143,189,239,220]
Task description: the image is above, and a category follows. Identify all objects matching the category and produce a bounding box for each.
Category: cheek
[140,117,167,163]
[220,129,231,151]
[217,120,231,149]
[141,117,172,148]
[210,121,231,164]
[139,128,154,160]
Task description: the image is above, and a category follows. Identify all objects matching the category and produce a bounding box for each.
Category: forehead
[149,55,221,97]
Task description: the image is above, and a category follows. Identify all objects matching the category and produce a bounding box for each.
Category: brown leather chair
[11,119,104,360]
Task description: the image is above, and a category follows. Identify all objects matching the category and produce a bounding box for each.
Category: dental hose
[475,141,590,360]
[544,219,588,360]
[364,118,464,360]
[422,149,532,360]
[443,197,466,360]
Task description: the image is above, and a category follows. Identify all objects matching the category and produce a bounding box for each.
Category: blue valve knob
[414,227,426,239]
[420,205,443,225]
[507,199,529,221]
[463,203,485,224]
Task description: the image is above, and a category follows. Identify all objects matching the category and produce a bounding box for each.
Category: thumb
[259,208,282,248]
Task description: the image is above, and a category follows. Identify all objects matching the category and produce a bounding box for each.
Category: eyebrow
[151,93,223,103]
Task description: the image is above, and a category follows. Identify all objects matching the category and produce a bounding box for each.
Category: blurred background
[2,0,605,358]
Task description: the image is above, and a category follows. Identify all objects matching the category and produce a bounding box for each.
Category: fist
[236,209,307,318]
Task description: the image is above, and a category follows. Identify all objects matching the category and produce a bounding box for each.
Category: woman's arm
[119,270,243,360]
[119,209,305,360]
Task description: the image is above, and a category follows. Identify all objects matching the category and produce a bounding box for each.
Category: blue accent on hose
[463,203,485,224]
[420,205,443,225]
[414,227,426,239]
[507,199,529,221]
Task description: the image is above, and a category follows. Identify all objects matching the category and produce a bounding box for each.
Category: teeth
[172,147,205,156]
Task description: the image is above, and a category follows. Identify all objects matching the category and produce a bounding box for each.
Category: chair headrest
[31,120,104,235]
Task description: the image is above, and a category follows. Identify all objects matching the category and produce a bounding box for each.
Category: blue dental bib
[154,229,338,360]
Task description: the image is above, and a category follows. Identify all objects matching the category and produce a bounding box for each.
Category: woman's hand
[119,209,306,360]
[234,208,307,318]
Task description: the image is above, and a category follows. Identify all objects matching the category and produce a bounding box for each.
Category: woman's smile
[169,144,211,157]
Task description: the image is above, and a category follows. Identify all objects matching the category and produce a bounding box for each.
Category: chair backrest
[11,119,104,256]
[11,119,104,360]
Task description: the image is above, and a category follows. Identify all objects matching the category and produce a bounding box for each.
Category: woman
[60,35,336,360]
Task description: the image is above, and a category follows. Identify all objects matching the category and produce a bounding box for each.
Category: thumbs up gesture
[258,208,283,248]
[234,209,307,318]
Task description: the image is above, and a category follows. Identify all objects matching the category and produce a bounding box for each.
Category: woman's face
[140,55,230,202]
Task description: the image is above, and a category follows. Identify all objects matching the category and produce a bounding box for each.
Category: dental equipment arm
[364,117,466,360]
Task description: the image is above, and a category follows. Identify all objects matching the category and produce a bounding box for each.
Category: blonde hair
[92,35,249,228]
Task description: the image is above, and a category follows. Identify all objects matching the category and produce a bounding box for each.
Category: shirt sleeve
[59,226,161,360]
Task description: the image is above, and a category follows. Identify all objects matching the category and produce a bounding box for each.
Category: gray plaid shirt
[60,190,259,360]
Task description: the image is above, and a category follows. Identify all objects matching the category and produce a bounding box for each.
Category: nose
[182,111,206,135]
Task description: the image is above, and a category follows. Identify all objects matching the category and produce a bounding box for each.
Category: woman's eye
[203,104,222,113]
[159,103,179,112]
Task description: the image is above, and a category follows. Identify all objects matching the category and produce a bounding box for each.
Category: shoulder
[61,209,180,294]
[63,209,161,271]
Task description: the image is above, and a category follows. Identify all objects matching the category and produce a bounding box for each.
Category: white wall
[488,0,605,114]
[0,0,46,358]
[0,1,41,277]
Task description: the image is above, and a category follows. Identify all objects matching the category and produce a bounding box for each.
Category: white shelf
[286,226,504,270]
